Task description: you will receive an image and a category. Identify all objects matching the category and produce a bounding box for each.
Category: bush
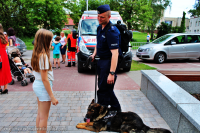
[63,30,71,37]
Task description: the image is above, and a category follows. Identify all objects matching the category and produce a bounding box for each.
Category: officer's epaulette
[111,26,115,31]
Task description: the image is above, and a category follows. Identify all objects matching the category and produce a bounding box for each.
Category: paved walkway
[0,56,172,132]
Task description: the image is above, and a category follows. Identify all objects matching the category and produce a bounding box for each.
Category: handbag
[0,55,2,69]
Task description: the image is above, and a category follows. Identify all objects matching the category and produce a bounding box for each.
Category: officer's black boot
[72,62,75,66]
[65,62,71,67]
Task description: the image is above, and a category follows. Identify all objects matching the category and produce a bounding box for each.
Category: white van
[76,10,132,73]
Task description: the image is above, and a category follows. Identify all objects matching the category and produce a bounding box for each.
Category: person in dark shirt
[90,4,122,112]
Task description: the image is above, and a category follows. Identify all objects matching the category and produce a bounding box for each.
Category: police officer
[90,4,121,112]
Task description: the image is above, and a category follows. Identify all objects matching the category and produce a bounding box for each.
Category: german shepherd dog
[76,99,171,133]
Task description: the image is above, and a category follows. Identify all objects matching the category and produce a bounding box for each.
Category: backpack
[98,22,132,52]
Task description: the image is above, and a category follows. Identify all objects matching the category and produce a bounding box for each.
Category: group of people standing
[52,31,77,69]
[0,24,17,95]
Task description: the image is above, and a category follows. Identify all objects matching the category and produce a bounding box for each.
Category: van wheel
[154,52,165,64]
[78,61,84,73]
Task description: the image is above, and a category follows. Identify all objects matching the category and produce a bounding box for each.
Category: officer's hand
[90,54,95,62]
[107,74,114,84]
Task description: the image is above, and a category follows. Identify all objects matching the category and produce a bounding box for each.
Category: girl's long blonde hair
[31,29,53,72]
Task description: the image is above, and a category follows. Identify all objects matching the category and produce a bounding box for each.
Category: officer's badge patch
[111,26,115,30]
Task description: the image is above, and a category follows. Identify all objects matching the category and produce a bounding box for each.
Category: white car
[136,33,200,63]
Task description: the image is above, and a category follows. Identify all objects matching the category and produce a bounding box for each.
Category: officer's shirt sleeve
[106,26,120,49]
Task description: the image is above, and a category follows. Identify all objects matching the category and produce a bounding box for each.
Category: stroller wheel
[21,80,28,86]
[17,76,23,81]
[30,77,35,83]
[8,79,15,85]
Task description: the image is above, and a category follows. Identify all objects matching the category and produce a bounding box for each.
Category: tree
[156,22,171,38]
[23,0,68,30]
[148,0,171,40]
[179,11,186,33]
[119,0,153,30]
[188,2,200,17]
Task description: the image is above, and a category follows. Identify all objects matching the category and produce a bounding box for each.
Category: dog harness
[102,111,117,131]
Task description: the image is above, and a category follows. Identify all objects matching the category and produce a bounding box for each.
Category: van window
[176,35,185,43]
[81,20,98,35]
[187,35,199,43]
[153,35,173,44]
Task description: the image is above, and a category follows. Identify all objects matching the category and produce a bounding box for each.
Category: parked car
[15,38,27,55]
[136,33,200,63]
[75,10,132,73]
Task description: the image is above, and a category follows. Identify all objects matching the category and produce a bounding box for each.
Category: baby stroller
[7,46,35,86]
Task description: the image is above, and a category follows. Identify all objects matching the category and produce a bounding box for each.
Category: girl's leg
[36,97,40,129]
[38,101,51,133]
[53,59,56,67]
[3,84,7,90]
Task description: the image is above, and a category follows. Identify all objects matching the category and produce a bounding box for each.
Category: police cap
[97,4,110,14]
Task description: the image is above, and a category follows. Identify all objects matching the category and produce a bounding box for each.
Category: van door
[185,35,200,58]
[168,35,187,58]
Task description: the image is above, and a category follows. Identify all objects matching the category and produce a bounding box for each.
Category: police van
[76,10,132,73]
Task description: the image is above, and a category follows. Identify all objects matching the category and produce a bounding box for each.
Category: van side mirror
[72,30,78,39]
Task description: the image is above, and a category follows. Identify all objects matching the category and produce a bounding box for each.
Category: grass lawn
[130,60,157,71]
[21,37,34,50]
[132,32,148,42]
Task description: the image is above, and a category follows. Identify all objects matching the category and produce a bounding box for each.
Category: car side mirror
[72,30,78,39]
[171,41,176,45]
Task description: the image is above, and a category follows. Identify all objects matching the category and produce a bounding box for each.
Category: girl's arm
[52,46,54,50]
[9,39,13,46]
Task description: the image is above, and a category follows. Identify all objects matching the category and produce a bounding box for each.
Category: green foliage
[149,0,171,40]
[188,2,200,17]
[156,22,171,38]
[179,11,186,33]
[132,32,148,42]
[65,0,154,30]
[0,0,67,38]
[63,30,71,37]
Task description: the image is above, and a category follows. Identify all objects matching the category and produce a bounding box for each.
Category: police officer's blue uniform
[96,5,122,111]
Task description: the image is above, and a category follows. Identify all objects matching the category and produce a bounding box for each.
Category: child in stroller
[8,48,35,86]
[13,57,33,78]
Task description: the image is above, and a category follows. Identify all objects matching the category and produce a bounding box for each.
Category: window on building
[194,30,196,32]
[190,22,192,27]
[187,26,189,29]
[198,30,199,33]
[196,21,198,26]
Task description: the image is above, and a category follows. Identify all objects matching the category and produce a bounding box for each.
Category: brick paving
[7,63,140,91]
[0,90,171,133]
[0,59,172,133]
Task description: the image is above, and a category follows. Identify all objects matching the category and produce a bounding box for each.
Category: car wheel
[78,63,84,73]
[123,67,131,72]
[30,77,35,82]
[154,52,165,64]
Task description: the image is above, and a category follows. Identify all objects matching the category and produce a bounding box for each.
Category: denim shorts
[33,80,53,101]
[60,45,66,55]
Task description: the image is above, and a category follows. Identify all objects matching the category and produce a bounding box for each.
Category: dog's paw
[76,125,86,129]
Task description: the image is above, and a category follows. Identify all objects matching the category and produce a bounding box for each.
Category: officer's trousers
[97,59,121,110]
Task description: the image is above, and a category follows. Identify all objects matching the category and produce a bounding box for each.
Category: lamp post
[86,0,88,11]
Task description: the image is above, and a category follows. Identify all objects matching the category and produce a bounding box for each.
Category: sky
[164,0,196,18]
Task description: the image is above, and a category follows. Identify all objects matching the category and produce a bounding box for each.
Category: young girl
[31,29,58,133]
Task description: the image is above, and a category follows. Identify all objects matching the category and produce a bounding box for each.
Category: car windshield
[152,35,173,44]
[81,19,121,35]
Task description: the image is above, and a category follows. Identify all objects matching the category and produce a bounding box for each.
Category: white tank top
[60,36,66,46]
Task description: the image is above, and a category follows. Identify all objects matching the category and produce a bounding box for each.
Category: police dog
[76,99,171,133]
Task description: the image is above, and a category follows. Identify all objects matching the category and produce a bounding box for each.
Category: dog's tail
[146,128,172,133]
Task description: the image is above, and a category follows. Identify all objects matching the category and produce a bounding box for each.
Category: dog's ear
[91,99,95,104]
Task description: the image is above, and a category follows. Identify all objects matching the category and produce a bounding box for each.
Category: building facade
[189,17,200,33]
